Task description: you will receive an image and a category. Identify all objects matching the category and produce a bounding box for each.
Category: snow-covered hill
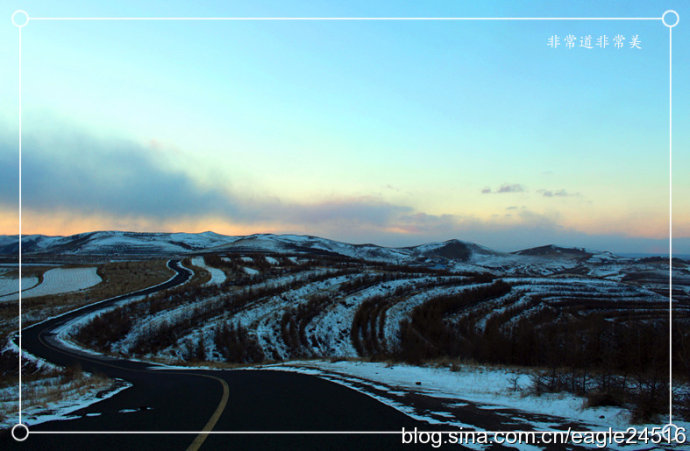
[1,231,686,281]
[0,231,234,256]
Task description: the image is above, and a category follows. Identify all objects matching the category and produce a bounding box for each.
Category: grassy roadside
[0,361,118,426]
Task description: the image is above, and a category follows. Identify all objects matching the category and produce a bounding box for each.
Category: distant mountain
[0,231,233,256]
[1,230,687,281]
[410,239,500,261]
[0,232,515,263]
[513,244,591,259]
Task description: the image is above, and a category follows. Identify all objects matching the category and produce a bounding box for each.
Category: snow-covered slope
[1,232,685,282]
[0,231,235,256]
[1,232,501,263]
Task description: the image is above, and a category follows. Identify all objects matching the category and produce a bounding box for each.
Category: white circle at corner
[662,10,679,28]
[11,423,29,442]
[11,10,30,28]
[662,423,680,433]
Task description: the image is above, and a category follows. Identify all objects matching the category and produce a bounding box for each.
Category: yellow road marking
[186,375,230,451]
[39,329,232,451]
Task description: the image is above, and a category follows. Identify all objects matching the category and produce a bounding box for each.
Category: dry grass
[1,259,173,328]
[181,257,212,286]
[51,259,175,309]
[0,363,114,425]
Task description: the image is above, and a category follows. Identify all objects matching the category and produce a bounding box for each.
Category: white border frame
[9,8,681,446]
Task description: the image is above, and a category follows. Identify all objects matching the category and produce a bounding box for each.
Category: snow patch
[1,267,101,301]
[190,256,226,286]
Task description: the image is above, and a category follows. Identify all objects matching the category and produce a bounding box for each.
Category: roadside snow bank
[0,376,131,429]
[0,337,131,430]
[255,360,688,434]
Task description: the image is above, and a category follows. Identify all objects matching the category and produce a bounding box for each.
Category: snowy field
[248,360,690,446]
[0,267,101,301]
[256,360,627,428]
[190,256,226,286]
[0,276,39,297]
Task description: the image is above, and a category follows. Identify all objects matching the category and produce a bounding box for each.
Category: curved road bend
[4,260,432,450]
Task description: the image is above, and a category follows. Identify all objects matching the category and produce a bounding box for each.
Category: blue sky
[0,1,687,253]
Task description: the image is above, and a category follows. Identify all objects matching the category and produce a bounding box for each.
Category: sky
[0,1,688,253]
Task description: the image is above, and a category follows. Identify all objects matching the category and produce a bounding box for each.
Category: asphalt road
[2,260,431,450]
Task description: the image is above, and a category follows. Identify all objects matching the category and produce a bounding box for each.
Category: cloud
[0,128,685,254]
[0,130,412,231]
[538,189,579,198]
[0,135,236,220]
[497,184,525,193]
[481,184,525,194]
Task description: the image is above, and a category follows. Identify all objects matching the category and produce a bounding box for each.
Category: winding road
[3,261,429,450]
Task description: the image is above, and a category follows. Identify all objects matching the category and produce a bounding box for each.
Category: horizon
[4,228,690,256]
[1,0,688,255]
